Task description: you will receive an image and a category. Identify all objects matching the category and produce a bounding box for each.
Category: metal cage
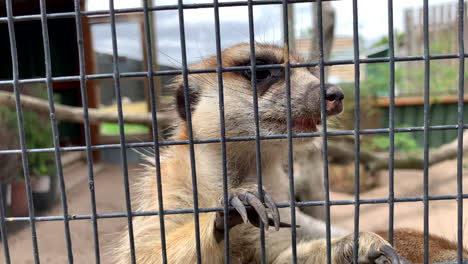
[0,0,466,263]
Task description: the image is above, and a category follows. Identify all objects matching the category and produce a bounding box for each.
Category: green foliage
[0,89,55,179]
[366,130,419,152]
[365,32,468,97]
[100,122,150,135]
[370,32,405,49]
[362,62,410,96]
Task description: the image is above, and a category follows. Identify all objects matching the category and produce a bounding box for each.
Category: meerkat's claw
[235,190,283,231]
[230,196,249,224]
[362,245,412,264]
[214,190,282,242]
[378,245,400,264]
[263,192,280,230]
[379,245,413,264]
[215,188,285,239]
[243,192,270,229]
[266,218,300,229]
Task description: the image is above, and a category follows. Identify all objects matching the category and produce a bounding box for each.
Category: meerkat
[375,229,468,263]
[114,43,409,264]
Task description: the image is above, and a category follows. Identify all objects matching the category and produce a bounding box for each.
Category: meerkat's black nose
[324,85,344,116]
[325,86,344,102]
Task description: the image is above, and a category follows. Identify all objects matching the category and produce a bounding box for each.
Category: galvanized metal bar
[141,0,168,263]
[351,0,360,262]
[211,0,231,262]
[316,0,332,263]
[281,0,298,262]
[38,0,74,262]
[422,1,431,263]
[387,0,396,246]
[246,0,267,261]
[456,0,465,263]
[2,124,468,155]
[0,0,339,24]
[108,0,137,262]
[3,193,468,224]
[72,0,101,262]
[4,0,41,262]
[176,0,203,261]
[3,53,468,86]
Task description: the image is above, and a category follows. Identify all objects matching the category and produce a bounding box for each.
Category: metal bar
[176,0,203,261]
[281,0,297,262]
[456,0,465,263]
[4,0,41,262]
[422,1,430,263]
[351,0,360,262]
[246,0,267,261]
[1,124,467,156]
[0,0,339,24]
[73,0,101,262]
[4,193,468,223]
[108,0,137,262]
[38,0,75,262]
[141,0,168,263]
[316,0,332,263]
[211,0,231,261]
[3,53,468,86]
[387,0,396,246]
[0,185,11,264]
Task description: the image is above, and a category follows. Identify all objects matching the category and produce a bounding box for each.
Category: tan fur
[114,43,398,263]
[377,228,468,263]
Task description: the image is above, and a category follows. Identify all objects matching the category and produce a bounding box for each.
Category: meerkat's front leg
[273,232,412,264]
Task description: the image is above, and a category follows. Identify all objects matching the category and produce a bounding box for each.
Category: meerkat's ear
[175,79,201,121]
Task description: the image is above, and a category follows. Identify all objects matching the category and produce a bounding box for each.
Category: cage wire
[0,0,467,263]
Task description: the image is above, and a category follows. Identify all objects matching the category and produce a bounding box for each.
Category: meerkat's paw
[336,232,412,264]
[360,245,412,264]
[214,186,295,241]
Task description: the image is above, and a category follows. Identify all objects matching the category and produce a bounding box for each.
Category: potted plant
[0,97,57,216]
[20,109,57,212]
[0,124,22,217]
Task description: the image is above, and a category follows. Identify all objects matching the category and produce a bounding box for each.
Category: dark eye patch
[242,59,284,95]
[176,82,200,121]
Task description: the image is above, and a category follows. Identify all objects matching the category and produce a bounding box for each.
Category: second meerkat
[114,43,409,264]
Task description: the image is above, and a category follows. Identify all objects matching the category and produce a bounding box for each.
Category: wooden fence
[373,2,468,148]
[403,1,468,56]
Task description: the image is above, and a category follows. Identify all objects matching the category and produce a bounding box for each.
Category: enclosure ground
[332,157,468,247]
[1,158,467,263]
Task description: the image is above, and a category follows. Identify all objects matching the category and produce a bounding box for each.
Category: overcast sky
[88,0,460,66]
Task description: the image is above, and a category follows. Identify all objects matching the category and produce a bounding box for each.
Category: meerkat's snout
[324,85,344,116]
[290,83,344,132]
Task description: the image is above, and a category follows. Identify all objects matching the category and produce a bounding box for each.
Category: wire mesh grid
[0,0,467,263]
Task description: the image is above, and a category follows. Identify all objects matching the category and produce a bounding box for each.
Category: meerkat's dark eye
[243,69,271,82]
[255,69,271,81]
[242,60,280,82]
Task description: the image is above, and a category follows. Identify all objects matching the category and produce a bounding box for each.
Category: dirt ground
[0,162,133,263]
[1,158,467,263]
[331,158,468,246]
